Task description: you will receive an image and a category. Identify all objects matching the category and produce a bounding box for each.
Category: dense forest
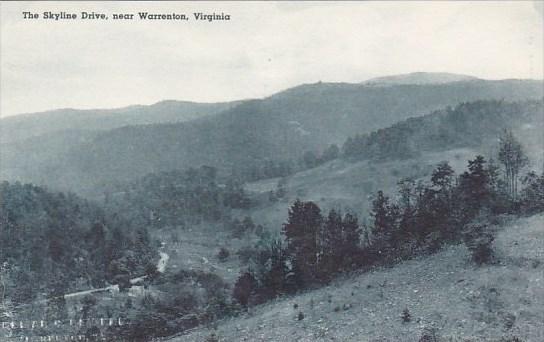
[0,182,157,307]
[342,99,543,161]
[104,166,251,228]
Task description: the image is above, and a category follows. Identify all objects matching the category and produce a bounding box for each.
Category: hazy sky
[1,1,543,117]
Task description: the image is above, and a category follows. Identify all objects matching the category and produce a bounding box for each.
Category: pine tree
[341,212,361,269]
[319,209,343,279]
[259,239,289,298]
[370,191,399,255]
[459,156,492,218]
[431,162,455,190]
[397,178,417,243]
[233,271,257,308]
[282,200,323,287]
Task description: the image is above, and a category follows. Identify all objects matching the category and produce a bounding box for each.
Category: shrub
[401,308,411,323]
[236,246,258,264]
[500,337,523,342]
[205,333,219,342]
[418,327,439,342]
[232,271,257,308]
[463,221,494,265]
[217,248,230,262]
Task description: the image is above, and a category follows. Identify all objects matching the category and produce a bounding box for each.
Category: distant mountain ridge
[363,72,480,86]
[0,100,243,144]
[1,73,543,195]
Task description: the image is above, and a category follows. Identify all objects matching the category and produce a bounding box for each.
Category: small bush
[236,246,258,264]
[418,327,439,342]
[502,312,516,330]
[500,337,523,342]
[232,271,257,308]
[401,308,411,323]
[463,221,494,265]
[217,248,230,262]
[205,333,219,342]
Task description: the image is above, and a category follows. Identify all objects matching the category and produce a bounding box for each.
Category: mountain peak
[364,72,480,86]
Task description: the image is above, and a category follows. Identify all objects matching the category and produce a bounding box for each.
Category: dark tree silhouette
[283,200,323,287]
[233,271,257,308]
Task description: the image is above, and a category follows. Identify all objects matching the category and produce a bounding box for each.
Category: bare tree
[498,130,529,200]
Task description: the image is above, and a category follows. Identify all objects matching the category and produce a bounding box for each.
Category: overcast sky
[1,1,543,117]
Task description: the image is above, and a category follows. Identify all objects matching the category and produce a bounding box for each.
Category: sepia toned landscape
[1,2,543,341]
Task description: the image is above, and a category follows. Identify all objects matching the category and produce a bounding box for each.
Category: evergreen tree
[259,239,289,298]
[341,212,361,269]
[459,156,492,218]
[429,162,457,241]
[397,178,417,243]
[319,209,344,280]
[282,200,323,287]
[233,271,257,308]
[520,171,544,214]
[431,162,455,190]
[370,191,399,255]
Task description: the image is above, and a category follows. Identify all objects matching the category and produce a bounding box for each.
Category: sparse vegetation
[401,308,411,323]
[217,248,230,262]
[463,220,495,265]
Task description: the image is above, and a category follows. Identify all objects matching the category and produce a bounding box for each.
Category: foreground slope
[170,214,544,342]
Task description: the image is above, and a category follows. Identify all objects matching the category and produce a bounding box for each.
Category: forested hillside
[0,100,241,145]
[1,77,542,195]
[342,99,544,163]
[1,74,543,342]
[0,182,157,307]
[105,166,251,228]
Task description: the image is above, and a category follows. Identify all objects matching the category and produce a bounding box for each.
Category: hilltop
[364,72,480,86]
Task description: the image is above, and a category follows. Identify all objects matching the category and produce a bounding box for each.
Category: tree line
[104,166,251,229]
[342,99,542,161]
[233,131,544,308]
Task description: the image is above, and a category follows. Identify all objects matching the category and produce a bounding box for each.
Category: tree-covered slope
[0,100,241,145]
[1,77,542,195]
[0,181,157,306]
